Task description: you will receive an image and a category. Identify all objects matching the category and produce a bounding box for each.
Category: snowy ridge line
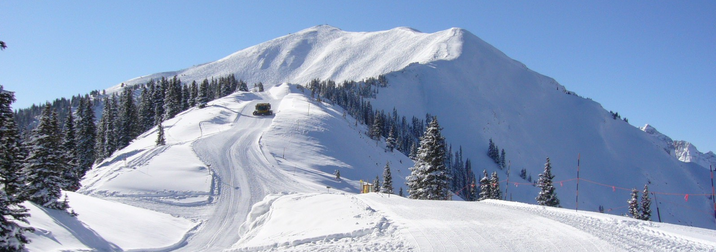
[487,200,716,251]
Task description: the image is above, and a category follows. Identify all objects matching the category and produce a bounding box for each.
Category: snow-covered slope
[641,124,716,170]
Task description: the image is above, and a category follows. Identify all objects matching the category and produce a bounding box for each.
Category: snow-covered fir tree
[75,97,96,179]
[164,77,181,120]
[0,86,26,202]
[382,162,393,194]
[153,78,166,125]
[23,104,68,209]
[156,122,166,146]
[628,188,640,219]
[500,149,506,169]
[406,117,449,200]
[490,171,501,200]
[385,126,396,152]
[408,142,418,161]
[118,88,139,150]
[640,184,651,221]
[197,79,209,108]
[189,80,198,107]
[138,84,155,131]
[181,84,190,111]
[238,80,248,92]
[370,111,383,140]
[536,157,560,207]
[61,108,80,191]
[373,175,380,192]
[479,170,491,201]
[0,189,33,251]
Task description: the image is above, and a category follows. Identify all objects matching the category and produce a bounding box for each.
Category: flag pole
[576,153,580,212]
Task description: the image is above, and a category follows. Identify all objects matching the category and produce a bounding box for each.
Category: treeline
[305,77,478,201]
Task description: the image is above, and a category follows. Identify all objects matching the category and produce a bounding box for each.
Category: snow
[21,25,716,251]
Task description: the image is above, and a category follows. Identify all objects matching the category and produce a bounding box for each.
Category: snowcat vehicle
[253,103,273,116]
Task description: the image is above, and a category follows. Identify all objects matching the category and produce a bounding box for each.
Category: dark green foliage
[382,162,393,194]
[406,117,449,200]
[23,104,67,209]
[536,157,560,207]
[0,86,26,202]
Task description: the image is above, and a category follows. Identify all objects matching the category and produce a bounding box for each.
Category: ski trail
[177,95,307,251]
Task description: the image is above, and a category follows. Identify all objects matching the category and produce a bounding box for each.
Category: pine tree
[500,149,506,169]
[164,79,181,120]
[371,112,383,140]
[628,188,640,219]
[373,175,381,192]
[153,79,165,125]
[479,170,491,201]
[196,79,209,108]
[408,142,418,161]
[0,189,33,251]
[468,174,477,201]
[399,187,403,197]
[385,126,396,152]
[536,157,560,207]
[334,169,340,181]
[118,88,139,149]
[238,80,248,92]
[640,184,651,221]
[104,95,119,157]
[76,97,96,177]
[23,104,67,209]
[257,82,264,92]
[61,107,80,191]
[406,117,449,200]
[156,122,166,146]
[138,83,155,132]
[382,162,393,194]
[490,171,501,200]
[0,86,25,202]
[189,80,198,107]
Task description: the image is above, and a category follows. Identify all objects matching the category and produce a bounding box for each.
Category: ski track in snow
[178,93,307,251]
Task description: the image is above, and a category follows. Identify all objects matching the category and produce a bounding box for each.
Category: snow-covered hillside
[22,25,716,251]
[641,124,716,170]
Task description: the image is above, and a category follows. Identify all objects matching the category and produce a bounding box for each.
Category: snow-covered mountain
[23,25,716,251]
[641,124,716,170]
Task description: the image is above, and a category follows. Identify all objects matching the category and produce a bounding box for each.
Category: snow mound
[25,192,197,251]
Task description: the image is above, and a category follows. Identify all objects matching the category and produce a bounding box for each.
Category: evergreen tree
[189,80,198,107]
[104,95,119,156]
[500,149,506,169]
[238,80,248,92]
[334,169,340,181]
[76,97,96,178]
[399,187,403,197]
[0,189,33,251]
[61,107,80,191]
[479,170,491,201]
[406,117,449,200]
[490,171,501,200]
[382,162,393,194]
[536,157,560,207]
[138,84,155,132]
[23,104,67,209]
[640,184,651,221]
[196,79,209,108]
[373,175,380,192]
[0,86,25,202]
[118,88,139,149]
[257,82,264,92]
[181,84,190,111]
[408,142,418,160]
[385,126,396,152]
[519,169,527,180]
[468,174,478,201]
[156,122,166,146]
[628,188,640,219]
[153,79,165,125]
[164,79,181,120]
[370,111,383,140]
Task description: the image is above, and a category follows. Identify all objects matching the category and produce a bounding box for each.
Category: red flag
[612,186,615,192]
[684,194,689,201]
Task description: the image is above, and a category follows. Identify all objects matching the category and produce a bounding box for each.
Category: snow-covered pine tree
[104,95,119,157]
[406,117,449,200]
[469,173,478,201]
[138,84,155,132]
[408,142,418,161]
[153,78,166,125]
[156,122,166,146]
[76,96,96,177]
[385,126,396,152]
[181,84,190,111]
[536,157,560,207]
[382,162,393,194]
[197,79,209,108]
[640,184,651,221]
[118,88,139,150]
[0,86,26,203]
[189,80,198,107]
[94,97,109,162]
[257,82,264,92]
[238,80,248,92]
[0,189,33,251]
[23,104,67,209]
[164,78,181,120]
[479,170,491,201]
[500,149,506,169]
[61,107,80,191]
[370,111,383,140]
[373,175,380,192]
[628,188,640,219]
[490,171,501,200]
[399,187,403,197]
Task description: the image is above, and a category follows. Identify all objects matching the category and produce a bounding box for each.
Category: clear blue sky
[1,1,714,153]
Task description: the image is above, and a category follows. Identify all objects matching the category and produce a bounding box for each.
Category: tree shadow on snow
[36,206,122,251]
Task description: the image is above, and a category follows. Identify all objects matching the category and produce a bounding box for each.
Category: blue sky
[1,1,714,153]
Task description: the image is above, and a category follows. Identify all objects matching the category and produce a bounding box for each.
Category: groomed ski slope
[31,83,709,251]
[230,193,716,252]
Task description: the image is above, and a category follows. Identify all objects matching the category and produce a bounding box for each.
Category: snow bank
[25,192,197,251]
